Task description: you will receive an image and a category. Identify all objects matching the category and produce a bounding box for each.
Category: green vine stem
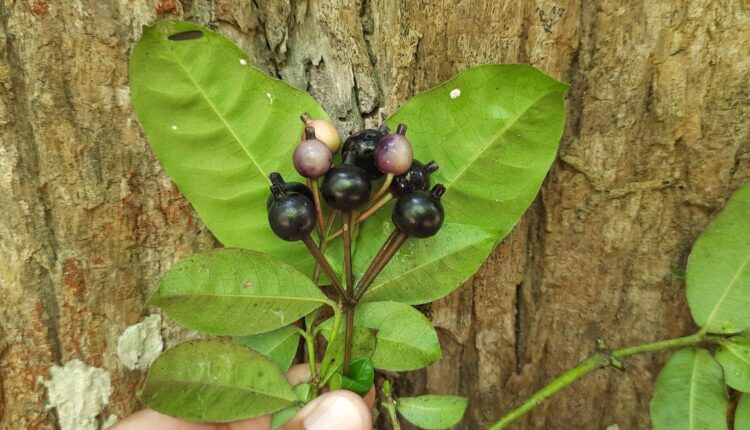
[381,380,402,430]
[487,332,721,430]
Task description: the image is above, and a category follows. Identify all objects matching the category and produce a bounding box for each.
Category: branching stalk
[487,332,719,430]
[302,235,347,300]
[381,380,402,430]
[308,178,326,238]
[312,210,339,284]
[354,230,408,302]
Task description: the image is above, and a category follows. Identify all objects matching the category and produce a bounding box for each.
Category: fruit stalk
[342,211,355,375]
[354,229,408,302]
[312,210,338,283]
[308,178,326,238]
[368,173,394,203]
[327,194,394,241]
[301,235,347,300]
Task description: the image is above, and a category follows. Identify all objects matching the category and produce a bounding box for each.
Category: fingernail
[304,396,361,430]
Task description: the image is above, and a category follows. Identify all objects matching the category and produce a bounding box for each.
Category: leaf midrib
[702,251,750,329]
[443,86,559,195]
[153,292,328,304]
[167,44,271,185]
[148,378,295,403]
[688,353,699,430]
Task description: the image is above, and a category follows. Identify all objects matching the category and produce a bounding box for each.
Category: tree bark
[1,1,748,429]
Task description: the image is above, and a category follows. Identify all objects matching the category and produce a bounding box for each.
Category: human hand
[111,364,375,430]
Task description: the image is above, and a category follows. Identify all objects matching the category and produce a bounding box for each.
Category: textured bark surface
[1,0,748,429]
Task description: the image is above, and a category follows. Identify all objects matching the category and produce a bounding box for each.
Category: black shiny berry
[321,155,372,211]
[268,184,316,241]
[342,125,390,179]
[391,160,439,197]
[375,124,413,176]
[266,172,313,209]
[392,184,445,238]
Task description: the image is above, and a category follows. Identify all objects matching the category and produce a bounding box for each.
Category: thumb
[279,390,372,430]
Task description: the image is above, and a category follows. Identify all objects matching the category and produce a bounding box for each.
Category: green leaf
[396,395,469,430]
[737,393,750,430]
[329,357,375,395]
[149,249,328,335]
[650,348,728,430]
[355,223,495,304]
[129,20,334,277]
[715,335,750,393]
[235,325,301,372]
[355,302,441,371]
[319,327,377,384]
[140,339,296,422]
[687,183,750,333]
[355,65,567,304]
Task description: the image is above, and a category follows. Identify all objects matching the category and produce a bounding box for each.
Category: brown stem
[344,303,355,377]
[327,194,394,241]
[354,230,408,302]
[302,235,347,300]
[369,173,394,204]
[342,212,355,375]
[312,210,339,284]
[308,179,326,238]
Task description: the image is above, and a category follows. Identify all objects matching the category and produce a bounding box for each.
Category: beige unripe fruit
[300,113,341,153]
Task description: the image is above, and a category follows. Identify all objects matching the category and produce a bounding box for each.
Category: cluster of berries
[267,114,445,245]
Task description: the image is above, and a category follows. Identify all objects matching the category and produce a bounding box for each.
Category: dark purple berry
[321,155,372,211]
[342,125,390,179]
[391,160,439,197]
[375,124,413,176]
[392,184,445,238]
[268,184,316,241]
[266,172,313,209]
[293,127,332,178]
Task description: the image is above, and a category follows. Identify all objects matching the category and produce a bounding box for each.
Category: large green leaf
[737,393,750,430]
[354,302,441,371]
[355,65,567,304]
[716,335,750,393]
[235,325,301,373]
[149,249,328,335]
[650,348,728,430]
[397,395,469,430]
[687,183,750,333]
[129,20,333,277]
[140,339,296,422]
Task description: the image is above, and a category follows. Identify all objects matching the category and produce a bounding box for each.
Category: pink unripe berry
[375,124,413,176]
[293,127,332,178]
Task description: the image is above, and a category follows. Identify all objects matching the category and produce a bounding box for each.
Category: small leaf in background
[329,357,375,395]
[130,20,337,278]
[235,325,301,373]
[353,65,567,305]
[140,339,296,422]
[650,348,728,430]
[396,395,469,430]
[715,335,750,393]
[319,327,377,384]
[737,393,750,430]
[354,301,441,371]
[687,183,750,333]
[149,249,328,336]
